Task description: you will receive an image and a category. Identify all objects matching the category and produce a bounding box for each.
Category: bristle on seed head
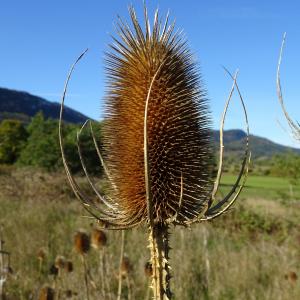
[103,6,213,224]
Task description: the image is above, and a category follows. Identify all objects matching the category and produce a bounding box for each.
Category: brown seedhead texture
[49,264,59,276]
[38,286,55,300]
[91,228,107,249]
[74,230,90,254]
[64,260,74,273]
[54,255,66,269]
[37,247,47,261]
[103,7,213,224]
[121,255,132,276]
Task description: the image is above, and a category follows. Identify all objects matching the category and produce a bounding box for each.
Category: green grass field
[220,174,300,200]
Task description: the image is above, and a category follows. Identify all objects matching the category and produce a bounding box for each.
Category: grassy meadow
[0,166,299,299]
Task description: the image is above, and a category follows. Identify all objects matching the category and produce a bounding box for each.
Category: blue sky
[1,0,300,148]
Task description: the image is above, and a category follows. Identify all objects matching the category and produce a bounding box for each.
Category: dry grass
[0,167,299,299]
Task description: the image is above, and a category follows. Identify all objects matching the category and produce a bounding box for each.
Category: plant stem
[117,230,125,300]
[149,223,172,300]
[81,255,90,300]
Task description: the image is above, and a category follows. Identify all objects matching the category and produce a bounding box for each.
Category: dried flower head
[64,260,74,273]
[65,290,77,298]
[37,248,47,261]
[38,286,55,300]
[285,271,298,284]
[121,256,132,276]
[59,5,249,300]
[49,264,59,276]
[91,228,107,249]
[60,4,249,230]
[54,255,66,270]
[74,230,90,254]
[102,8,213,225]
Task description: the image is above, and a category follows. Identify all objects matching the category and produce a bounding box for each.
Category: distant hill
[213,129,300,159]
[1,87,299,160]
[0,87,89,124]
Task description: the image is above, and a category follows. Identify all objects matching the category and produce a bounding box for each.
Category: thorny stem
[149,224,172,300]
[144,58,171,300]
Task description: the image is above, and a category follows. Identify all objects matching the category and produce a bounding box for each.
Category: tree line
[0,112,300,182]
[0,112,103,174]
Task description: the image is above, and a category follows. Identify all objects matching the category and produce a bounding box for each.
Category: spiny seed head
[121,256,132,276]
[54,255,66,269]
[103,7,213,224]
[74,230,90,254]
[65,290,77,298]
[91,228,107,249]
[38,286,55,300]
[285,271,298,284]
[49,264,58,276]
[37,248,47,261]
[64,260,74,273]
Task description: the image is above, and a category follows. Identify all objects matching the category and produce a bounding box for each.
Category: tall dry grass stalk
[59,5,250,299]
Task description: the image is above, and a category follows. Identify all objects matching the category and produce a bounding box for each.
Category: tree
[17,112,103,174]
[0,119,28,164]
[271,152,300,184]
[17,112,61,170]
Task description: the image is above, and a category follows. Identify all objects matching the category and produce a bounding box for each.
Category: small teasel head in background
[91,228,107,250]
[54,255,66,270]
[64,260,74,273]
[74,230,90,255]
[38,286,55,300]
[121,255,132,277]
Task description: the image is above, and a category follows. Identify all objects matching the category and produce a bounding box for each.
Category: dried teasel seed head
[285,271,298,284]
[91,228,107,249]
[121,256,132,276]
[144,261,153,277]
[38,286,55,300]
[37,248,47,261]
[54,255,66,270]
[49,264,59,276]
[64,260,74,273]
[103,6,213,224]
[74,230,90,254]
[65,289,77,298]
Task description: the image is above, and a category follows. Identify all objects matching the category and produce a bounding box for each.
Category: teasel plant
[74,230,92,300]
[277,32,300,142]
[59,5,250,299]
[91,228,110,299]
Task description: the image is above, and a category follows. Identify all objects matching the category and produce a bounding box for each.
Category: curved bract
[277,33,300,143]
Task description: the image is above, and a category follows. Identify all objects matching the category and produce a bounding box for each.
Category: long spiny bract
[103,7,213,225]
